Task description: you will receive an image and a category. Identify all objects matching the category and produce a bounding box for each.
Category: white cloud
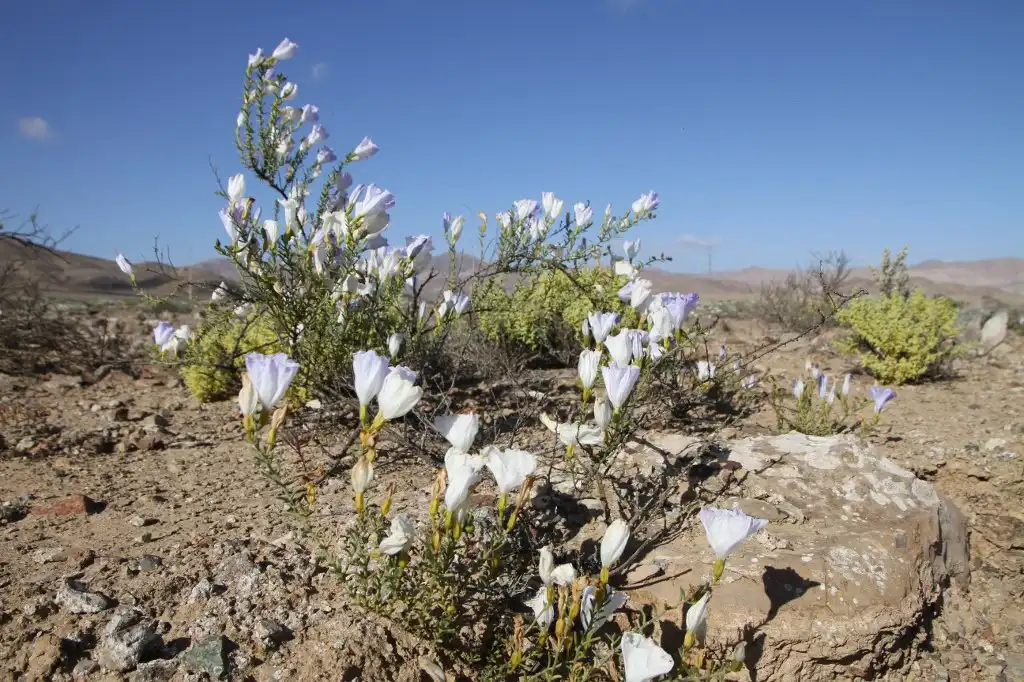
[17,116,52,140]
[678,234,720,248]
[311,62,328,81]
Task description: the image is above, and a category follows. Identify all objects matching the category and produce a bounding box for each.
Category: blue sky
[2,0,1021,273]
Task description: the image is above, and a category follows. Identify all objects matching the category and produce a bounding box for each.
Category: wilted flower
[353,350,390,408]
[539,546,576,587]
[115,253,134,277]
[699,506,768,562]
[434,412,479,453]
[350,136,378,161]
[580,585,627,631]
[602,363,640,410]
[484,446,536,495]
[623,239,641,262]
[869,386,896,414]
[379,514,414,555]
[237,374,259,419]
[588,312,619,345]
[600,519,630,576]
[244,352,300,411]
[631,191,660,215]
[594,396,612,430]
[684,592,710,649]
[387,333,403,358]
[578,349,601,392]
[377,366,422,420]
[272,38,298,60]
[605,329,633,367]
[621,632,673,682]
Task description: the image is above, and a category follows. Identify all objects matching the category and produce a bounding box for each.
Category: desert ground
[1,251,1023,682]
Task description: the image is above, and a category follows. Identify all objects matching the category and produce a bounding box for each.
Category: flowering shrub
[179,313,282,401]
[767,360,895,436]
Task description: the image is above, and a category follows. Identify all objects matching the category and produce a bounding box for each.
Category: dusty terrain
[0,302,1022,681]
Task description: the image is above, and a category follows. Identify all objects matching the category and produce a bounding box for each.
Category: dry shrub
[753,250,853,332]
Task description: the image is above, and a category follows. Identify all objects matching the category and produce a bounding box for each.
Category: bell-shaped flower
[615,260,637,280]
[115,253,134,277]
[227,174,245,205]
[600,518,630,568]
[793,378,805,399]
[594,396,612,430]
[841,373,852,396]
[316,146,336,166]
[629,279,653,310]
[662,292,699,329]
[648,306,674,344]
[817,374,829,399]
[349,136,378,161]
[306,124,329,147]
[404,234,433,272]
[628,330,649,363]
[741,374,759,390]
[538,546,576,586]
[379,514,414,555]
[352,350,390,406]
[541,192,564,221]
[437,290,470,319]
[484,446,536,494]
[444,459,482,513]
[621,632,673,682]
[684,592,710,649]
[349,183,394,220]
[513,198,538,222]
[605,329,634,367]
[444,448,486,475]
[696,360,715,381]
[525,586,554,629]
[869,386,896,414]
[698,506,768,560]
[588,312,619,345]
[631,191,660,216]
[247,48,265,68]
[262,219,280,244]
[272,38,298,60]
[617,280,634,304]
[280,82,298,100]
[153,321,175,349]
[578,349,601,390]
[377,366,422,420]
[434,412,479,453]
[602,363,640,410]
[300,104,319,125]
[540,414,604,447]
[623,239,641,262]
[581,586,627,631]
[574,202,593,227]
[647,341,665,361]
[244,352,300,411]
[387,333,403,358]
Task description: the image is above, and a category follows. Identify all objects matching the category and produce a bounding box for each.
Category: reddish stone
[31,495,98,517]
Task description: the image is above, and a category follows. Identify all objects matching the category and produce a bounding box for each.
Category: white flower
[696,360,716,381]
[484,446,536,494]
[629,278,652,310]
[648,306,673,344]
[227,174,245,205]
[444,459,481,513]
[540,414,604,447]
[352,350,390,406]
[841,373,852,396]
[434,413,479,453]
[237,375,259,418]
[377,366,422,420]
[211,282,229,302]
[525,587,554,629]
[387,333,403,358]
[541,191,564,220]
[115,253,134,277]
[631,191,659,215]
[685,592,710,645]
[594,396,612,430]
[698,507,768,559]
[621,632,673,682]
[574,202,593,227]
[578,349,601,390]
[601,363,640,409]
[272,38,298,60]
[581,586,627,631]
[623,239,641,262]
[351,457,373,494]
[244,352,300,411]
[538,546,576,586]
[153,321,175,348]
[280,82,298,100]
[513,199,538,222]
[600,519,630,568]
[588,312,619,345]
[350,136,378,161]
[615,260,637,280]
[605,329,633,367]
[379,515,414,555]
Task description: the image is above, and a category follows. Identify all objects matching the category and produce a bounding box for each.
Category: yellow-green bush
[474,266,634,352]
[836,290,965,384]
[181,315,283,402]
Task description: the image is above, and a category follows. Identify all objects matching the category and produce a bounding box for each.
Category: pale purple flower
[587,312,619,344]
[869,386,896,414]
[513,199,538,222]
[628,329,648,363]
[741,374,759,390]
[623,239,641,262]
[280,82,298,101]
[244,352,300,411]
[661,292,699,329]
[306,124,329,146]
[272,38,298,61]
[841,373,852,396]
[817,374,829,399]
[349,183,395,219]
[350,136,378,161]
[604,329,633,367]
[718,344,727,362]
[115,253,134,277]
[601,363,641,409]
[793,379,805,399]
[316,146,336,166]
[631,191,659,215]
[300,104,319,125]
[574,202,593,227]
[153,322,175,348]
[247,48,265,68]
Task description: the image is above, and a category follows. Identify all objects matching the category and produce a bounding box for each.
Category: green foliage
[181,314,282,402]
[836,289,965,384]
[474,266,634,353]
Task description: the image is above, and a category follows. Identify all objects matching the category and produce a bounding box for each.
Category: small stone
[32,546,66,564]
[128,515,150,528]
[135,532,153,544]
[627,563,663,584]
[128,659,178,682]
[138,555,162,572]
[143,413,170,429]
[188,579,213,604]
[96,608,161,672]
[31,494,98,517]
[111,407,131,422]
[56,580,113,614]
[182,635,226,679]
[90,403,103,413]
[253,618,289,647]
[72,658,100,679]
[984,438,1007,452]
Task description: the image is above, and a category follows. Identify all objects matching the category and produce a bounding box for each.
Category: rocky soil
[1,315,1022,682]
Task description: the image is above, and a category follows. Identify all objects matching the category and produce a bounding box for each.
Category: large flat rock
[633,432,969,681]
